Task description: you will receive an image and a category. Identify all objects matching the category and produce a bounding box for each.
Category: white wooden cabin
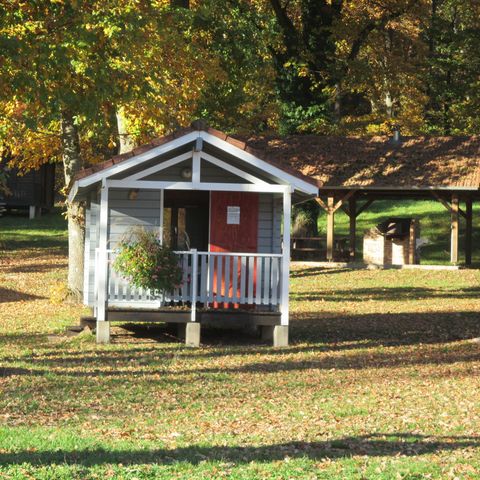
[68,121,318,346]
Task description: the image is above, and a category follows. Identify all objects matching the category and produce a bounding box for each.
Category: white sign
[227,206,240,225]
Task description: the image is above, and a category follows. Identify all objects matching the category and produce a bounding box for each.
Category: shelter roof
[243,134,480,190]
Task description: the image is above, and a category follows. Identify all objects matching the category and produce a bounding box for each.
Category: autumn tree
[192,0,277,133]
[0,1,217,296]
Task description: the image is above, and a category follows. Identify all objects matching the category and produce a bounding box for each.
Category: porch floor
[105,307,281,326]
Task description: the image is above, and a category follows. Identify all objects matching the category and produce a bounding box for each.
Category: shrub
[112,228,183,295]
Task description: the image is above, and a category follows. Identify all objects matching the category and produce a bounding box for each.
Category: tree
[191,0,276,133]
[264,0,423,133]
[0,1,217,297]
[424,0,480,134]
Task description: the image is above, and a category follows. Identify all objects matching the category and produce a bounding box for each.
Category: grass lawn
[1,209,480,479]
[317,199,480,265]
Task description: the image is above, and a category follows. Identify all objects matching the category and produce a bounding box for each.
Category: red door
[210,192,259,307]
[210,192,258,253]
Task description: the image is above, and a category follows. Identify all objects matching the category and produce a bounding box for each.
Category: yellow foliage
[48,280,69,305]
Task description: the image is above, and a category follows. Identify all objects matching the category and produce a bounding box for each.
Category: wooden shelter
[245,135,480,265]
[0,163,55,218]
[68,121,318,346]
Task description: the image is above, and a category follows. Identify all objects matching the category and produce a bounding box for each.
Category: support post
[326,196,335,262]
[29,205,41,219]
[348,196,356,261]
[280,187,291,332]
[465,197,473,266]
[159,189,164,243]
[450,193,459,265]
[96,182,110,343]
[261,325,289,347]
[273,325,288,347]
[185,322,201,347]
[408,219,417,265]
[190,249,198,322]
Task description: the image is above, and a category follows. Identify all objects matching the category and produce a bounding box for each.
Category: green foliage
[424,0,480,134]
[279,101,331,135]
[292,199,320,237]
[192,0,276,133]
[113,228,183,295]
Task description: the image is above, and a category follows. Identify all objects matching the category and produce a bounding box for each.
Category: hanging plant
[112,227,183,295]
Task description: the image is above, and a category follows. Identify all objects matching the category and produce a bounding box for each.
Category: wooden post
[408,219,416,265]
[348,196,356,261]
[280,187,291,327]
[451,193,459,265]
[465,197,473,266]
[326,196,335,262]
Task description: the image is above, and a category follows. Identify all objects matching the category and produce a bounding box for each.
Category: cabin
[0,163,55,218]
[68,121,318,346]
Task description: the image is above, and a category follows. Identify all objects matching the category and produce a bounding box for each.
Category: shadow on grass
[4,261,67,274]
[0,433,479,466]
[2,310,480,368]
[2,320,479,378]
[291,286,480,302]
[291,267,354,278]
[0,287,46,303]
[0,239,67,251]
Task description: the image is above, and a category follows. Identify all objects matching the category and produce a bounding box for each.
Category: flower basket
[112,228,183,301]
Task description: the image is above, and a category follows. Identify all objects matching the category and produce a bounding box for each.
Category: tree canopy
[1,0,480,174]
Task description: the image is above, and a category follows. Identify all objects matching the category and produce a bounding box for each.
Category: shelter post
[450,193,459,265]
[326,195,335,262]
[348,196,357,261]
[465,197,473,266]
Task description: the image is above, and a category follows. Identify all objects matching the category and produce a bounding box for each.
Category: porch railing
[94,249,283,311]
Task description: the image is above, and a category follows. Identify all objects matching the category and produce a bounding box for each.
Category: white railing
[95,248,283,311]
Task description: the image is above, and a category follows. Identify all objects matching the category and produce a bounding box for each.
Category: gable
[69,124,319,201]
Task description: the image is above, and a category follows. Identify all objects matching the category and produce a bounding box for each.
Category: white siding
[258,193,282,254]
[108,189,161,246]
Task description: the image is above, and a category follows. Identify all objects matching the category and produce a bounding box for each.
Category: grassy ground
[1,210,480,479]
[317,199,480,265]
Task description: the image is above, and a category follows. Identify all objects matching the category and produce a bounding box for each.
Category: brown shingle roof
[74,123,480,190]
[243,135,480,189]
[74,122,318,187]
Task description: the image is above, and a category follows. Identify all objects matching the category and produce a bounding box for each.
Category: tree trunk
[61,110,85,299]
[115,107,135,154]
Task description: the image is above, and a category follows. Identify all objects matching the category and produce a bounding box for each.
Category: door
[209,192,259,306]
[163,190,209,250]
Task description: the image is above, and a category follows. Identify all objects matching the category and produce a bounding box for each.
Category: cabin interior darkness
[163,190,209,251]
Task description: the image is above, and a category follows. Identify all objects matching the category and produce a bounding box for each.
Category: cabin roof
[72,123,480,198]
[74,121,318,189]
[243,134,480,191]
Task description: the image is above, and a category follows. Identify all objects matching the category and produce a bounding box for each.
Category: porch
[94,248,286,346]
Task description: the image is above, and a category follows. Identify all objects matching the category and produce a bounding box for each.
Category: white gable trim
[124,151,193,181]
[201,152,268,185]
[106,179,291,193]
[77,131,199,188]
[69,128,318,201]
[200,131,318,195]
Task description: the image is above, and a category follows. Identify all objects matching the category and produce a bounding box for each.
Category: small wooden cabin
[68,121,318,346]
[0,163,55,218]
